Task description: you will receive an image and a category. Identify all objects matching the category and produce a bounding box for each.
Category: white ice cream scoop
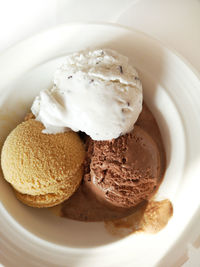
[32,49,143,140]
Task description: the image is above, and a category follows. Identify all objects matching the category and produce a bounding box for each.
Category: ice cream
[84,125,161,209]
[0,47,170,233]
[1,119,85,207]
[31,49,143,140]
[14,168,83,208]
[61,103,166,221]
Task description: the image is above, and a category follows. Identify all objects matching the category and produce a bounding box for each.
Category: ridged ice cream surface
[32,49,143,140]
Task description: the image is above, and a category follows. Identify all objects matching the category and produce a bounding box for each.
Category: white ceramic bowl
[0,23,200,267]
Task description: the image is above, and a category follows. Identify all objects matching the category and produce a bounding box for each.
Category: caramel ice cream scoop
[14,167,83,208]
[1,119,85,207]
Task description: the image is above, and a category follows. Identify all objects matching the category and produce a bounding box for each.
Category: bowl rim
[0,21,200,266]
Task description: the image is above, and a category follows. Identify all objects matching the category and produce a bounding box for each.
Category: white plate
[0,22,200,267]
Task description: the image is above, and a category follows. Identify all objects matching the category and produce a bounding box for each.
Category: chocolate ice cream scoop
[84,126,161,209]
[61,103,166,222]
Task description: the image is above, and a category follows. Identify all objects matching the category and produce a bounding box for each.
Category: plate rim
[0,21,200,266]
[1,21,200,81]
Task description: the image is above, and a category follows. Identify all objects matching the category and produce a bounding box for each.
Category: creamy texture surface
[105,199,173,236]
[84,125,161,209]
[1,119,85,208]
[61,103,166,221]
[32,49,142,140]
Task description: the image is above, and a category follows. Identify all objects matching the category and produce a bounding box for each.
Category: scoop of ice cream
[1,119,85,207]
[84,125,161,209]
[31,49,142,140]
[14,167,83,208]
[61,103,166,221]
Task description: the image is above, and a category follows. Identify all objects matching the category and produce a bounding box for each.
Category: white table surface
[0,0,200,266]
